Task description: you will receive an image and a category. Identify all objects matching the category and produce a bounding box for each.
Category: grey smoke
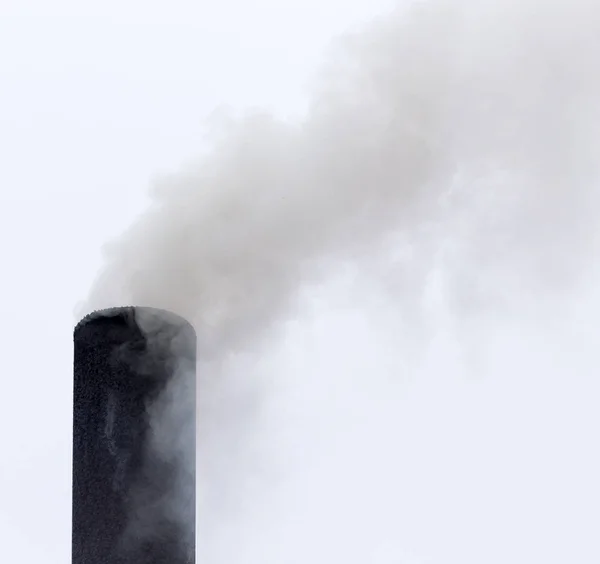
[79,0,600,562]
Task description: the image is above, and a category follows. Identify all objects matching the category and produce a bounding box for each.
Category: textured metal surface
[73,306,196,564]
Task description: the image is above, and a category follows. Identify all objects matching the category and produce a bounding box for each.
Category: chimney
[73,306,196,563]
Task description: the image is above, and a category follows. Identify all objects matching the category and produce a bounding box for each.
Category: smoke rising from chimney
[78,1,600,561]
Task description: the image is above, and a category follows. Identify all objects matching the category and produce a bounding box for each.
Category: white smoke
[80,0,600,562]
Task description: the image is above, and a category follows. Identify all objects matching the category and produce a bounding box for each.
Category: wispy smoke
[80,0,600,561]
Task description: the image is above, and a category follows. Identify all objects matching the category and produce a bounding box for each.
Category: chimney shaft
[72,306,196,564]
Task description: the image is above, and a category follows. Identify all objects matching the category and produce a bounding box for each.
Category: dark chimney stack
[73,306,196,564]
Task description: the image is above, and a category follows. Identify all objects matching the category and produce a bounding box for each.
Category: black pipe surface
[73,306,196,564]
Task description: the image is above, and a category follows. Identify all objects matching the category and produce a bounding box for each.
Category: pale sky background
[2,1,600,563]
[0,1,394,562]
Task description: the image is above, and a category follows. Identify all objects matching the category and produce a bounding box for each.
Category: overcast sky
[0,1,393,562]
[2,1,600,563]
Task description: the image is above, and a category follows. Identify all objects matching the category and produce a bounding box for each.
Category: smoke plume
[79,0,600,562]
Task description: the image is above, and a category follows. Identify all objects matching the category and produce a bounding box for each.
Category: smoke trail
[80,0,600,336]
[79,0,600,561]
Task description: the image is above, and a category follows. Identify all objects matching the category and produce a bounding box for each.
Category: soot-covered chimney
[72,306,196,564]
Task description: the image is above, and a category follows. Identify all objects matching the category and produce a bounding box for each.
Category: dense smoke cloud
[81,0,600,337]
[80,0,600,562]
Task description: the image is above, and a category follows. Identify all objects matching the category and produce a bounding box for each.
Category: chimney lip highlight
[74,306,196,338]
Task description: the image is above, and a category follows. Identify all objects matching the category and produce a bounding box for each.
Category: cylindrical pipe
[73,306,196,564]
